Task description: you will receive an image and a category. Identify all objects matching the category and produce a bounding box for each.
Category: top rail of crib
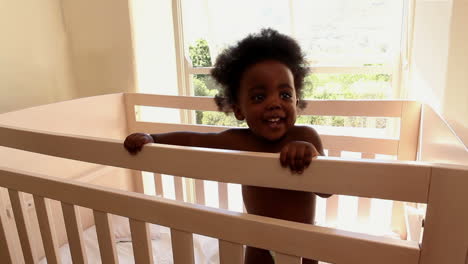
[125,92,415,117]
[124,93,423,160]
[1,123,462,204]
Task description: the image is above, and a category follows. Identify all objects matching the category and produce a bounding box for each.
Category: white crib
[0,93,467,264]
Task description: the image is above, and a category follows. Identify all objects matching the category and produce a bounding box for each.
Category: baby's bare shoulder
[214,128,251,148]
[290,125,320,139]
[290,126,324,153]
[219,128,249,138]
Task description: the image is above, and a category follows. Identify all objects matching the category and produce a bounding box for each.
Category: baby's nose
[266,98,281,110]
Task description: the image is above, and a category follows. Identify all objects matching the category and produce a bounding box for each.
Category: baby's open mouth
[265,117,285,128]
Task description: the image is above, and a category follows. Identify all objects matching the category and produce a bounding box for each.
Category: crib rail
[125,93,420,157]
[133,121,400,155]
[0,125,467,263]
[125,93,406,117]
[0,166,421,264]
[0,124,430,203]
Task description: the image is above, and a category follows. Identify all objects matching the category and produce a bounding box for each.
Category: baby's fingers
[124,142,141,154]
[286,147,298,172]
[294,146,306,173]
[303,147,313,168]
[280,145,290,167]
[124,133,151,154]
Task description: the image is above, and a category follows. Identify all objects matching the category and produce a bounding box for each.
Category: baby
[124,28,329,264]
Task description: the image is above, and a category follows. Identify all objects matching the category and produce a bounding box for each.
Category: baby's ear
[232,105,245,120]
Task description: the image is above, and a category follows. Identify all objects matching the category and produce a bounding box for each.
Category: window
[175,0,408,138]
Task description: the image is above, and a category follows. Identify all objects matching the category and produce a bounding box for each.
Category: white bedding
[38,225,220,264]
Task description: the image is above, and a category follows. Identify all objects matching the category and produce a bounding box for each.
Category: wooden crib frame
[0,93,467,264]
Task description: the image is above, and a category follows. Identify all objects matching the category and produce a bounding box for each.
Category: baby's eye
[280,92,293,100]
[251,94,265,102]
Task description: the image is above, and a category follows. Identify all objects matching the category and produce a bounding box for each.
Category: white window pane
[182,0,405,66]
[293,0,405,65]
[182,0,292,61]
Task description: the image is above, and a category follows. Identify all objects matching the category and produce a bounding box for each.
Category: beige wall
[61,0,136,98]
[0,0,76,114]
[0,0,136,114]
[442,0,468,145]
[409,0,468,145]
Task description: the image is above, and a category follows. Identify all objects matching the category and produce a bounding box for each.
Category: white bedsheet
[38,225,219,264]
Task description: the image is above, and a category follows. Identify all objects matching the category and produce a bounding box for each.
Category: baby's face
[233,60,298,141]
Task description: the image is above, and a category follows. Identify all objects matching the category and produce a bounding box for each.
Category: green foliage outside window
[188,39,212,67]
[189,39,391,128]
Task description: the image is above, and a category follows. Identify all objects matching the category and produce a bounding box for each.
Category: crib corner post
[419,166,468,264]
[397,101,421,161]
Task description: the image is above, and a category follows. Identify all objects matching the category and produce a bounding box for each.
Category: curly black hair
[211,28,309,112]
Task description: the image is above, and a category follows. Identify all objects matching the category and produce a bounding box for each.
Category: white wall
[0,0,76,114]
[408,0,468,145]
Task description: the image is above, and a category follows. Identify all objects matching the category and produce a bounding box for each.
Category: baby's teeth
[268,118,280,122]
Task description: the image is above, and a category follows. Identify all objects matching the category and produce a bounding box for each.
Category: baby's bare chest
[221,129,304,153]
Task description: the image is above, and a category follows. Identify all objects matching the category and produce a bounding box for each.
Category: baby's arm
[280,126,332,198]
[280,126,324,172]
[124,130,235,154]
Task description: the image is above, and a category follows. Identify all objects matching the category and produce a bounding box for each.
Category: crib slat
[93,210,118,263]
[358,153,374,225]
[194,179,205,205]
[326,150,341,224]
[275,252,302,264]
[171,229,194,264]
[154,173,164,197]
[0,217,12,264]
[218,182,229,209]
[391,201,406,239]
[219,240,243,264]
[174,176,184,201]
[357,197,372,224]
[325,195,339,224]
[129,218,154,264]
[33,195,60,264]
[61,202,88,264]
[0,193,13,264]
[361,153,375,159]
[327,150,341,157]
[8,190,36,263]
